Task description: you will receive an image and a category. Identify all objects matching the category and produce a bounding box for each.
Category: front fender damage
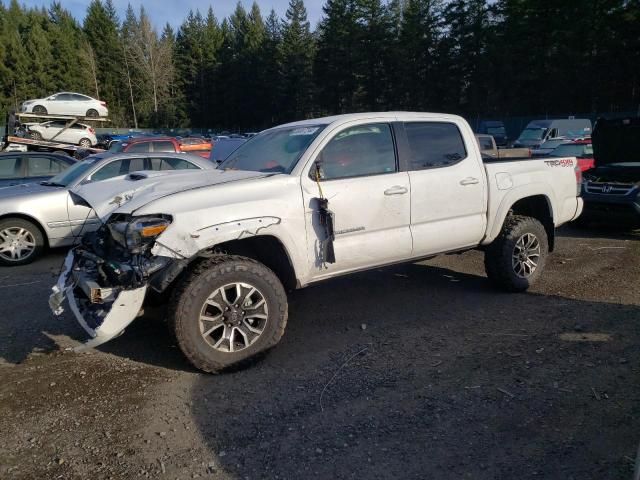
[49,250,147,352]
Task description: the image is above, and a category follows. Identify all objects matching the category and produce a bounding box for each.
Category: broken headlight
[108,215,172,253]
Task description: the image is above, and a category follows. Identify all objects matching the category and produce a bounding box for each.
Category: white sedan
[20,92,109,118]
[27,121,98,147]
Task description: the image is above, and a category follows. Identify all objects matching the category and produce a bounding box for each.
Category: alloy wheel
[0,227,36,262]
[199,282,269,353]
[512,233,540,278]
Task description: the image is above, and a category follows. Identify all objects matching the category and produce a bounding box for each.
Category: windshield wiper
[40,181,66,187]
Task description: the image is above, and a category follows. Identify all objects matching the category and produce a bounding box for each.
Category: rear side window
[0,157,21,179]
[316,123,396,181]
[404,122,467,170]
[477,136,494,151]
[26,156,67,177]
[153,141,176,153]
[128,158,145,172]
[149,157,199,170]
[126,142,150,153]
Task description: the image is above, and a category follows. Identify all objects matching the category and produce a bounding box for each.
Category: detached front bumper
[49,250,147,351]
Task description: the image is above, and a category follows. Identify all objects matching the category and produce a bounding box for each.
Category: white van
[514,118,591,148]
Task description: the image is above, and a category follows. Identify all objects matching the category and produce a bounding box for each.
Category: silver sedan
[0,152,214,266]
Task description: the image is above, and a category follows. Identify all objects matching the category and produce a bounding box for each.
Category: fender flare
[483,183,555,244]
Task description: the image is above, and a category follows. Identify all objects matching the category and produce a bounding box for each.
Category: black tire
[484,215,548,292]
[0,218,45,266]
[86,109,99,118]
[169,255,288,373]
[29,131,42,140]
[78,138,92,148]
[32,105,47,115]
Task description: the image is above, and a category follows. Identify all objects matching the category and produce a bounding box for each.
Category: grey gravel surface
[0,225,638,479]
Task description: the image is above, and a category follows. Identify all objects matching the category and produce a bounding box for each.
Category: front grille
[584,182,635,195]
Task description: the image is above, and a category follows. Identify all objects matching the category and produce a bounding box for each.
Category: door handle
[384,186,408,196]
[459,177,479,186]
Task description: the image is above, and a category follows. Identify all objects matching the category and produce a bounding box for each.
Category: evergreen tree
[279,0,315,121]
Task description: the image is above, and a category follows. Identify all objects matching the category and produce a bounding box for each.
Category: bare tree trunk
[122,44,138,129]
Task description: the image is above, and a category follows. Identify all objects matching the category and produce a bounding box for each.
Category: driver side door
[301,122,412,281]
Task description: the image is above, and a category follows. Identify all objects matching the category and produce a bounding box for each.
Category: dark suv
[581,117,640,226]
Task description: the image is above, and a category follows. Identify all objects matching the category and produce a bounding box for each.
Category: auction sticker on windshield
[290,127,320,136]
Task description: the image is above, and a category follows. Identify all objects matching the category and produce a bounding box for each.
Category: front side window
[219,125,325,173]
[405,122,467,170]
[314,123,396,181]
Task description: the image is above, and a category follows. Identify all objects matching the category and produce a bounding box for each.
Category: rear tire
[484,215,548,292]
[29,131,42,140]
[78,138,92,148]
[169,255,288,373]
[86,109,98,118]
[32,105,47,115]
[0,218,45,266]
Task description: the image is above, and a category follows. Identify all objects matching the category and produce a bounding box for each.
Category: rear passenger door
[399,121,487,256]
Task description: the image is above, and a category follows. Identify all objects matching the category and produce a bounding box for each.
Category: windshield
[109,141,125,153]
[518,128,547,141]
[218,125,326,173]
[551,144,593,157]
[487,126,505,136]
[48,158,97,187]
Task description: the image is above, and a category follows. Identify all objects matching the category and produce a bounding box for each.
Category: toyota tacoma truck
[50,112,583,373]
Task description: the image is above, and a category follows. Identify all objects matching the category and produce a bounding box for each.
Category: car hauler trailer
[2,112,108,157]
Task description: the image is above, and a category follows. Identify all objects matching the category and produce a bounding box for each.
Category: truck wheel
[169,256,288,373]
[484,215,548,292]
[33,105,47,115]
[78,138,92,148]
[86,109,98,118]
[0,218,45,266]
[30,131,42,140]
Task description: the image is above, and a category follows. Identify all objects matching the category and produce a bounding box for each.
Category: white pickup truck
[50,112,583,373]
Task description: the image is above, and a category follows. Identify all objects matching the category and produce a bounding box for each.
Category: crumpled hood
[71,169,269,220]
[0,182,62,199]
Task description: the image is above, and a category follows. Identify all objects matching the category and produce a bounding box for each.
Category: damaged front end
[50,214,182,351]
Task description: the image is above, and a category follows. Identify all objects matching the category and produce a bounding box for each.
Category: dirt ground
[0,225,639,480]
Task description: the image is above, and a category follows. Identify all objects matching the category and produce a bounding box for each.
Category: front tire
[484,215,548,292]
[33,105,47,115]
[0,218,45,266]
[169,256,288,373]
[29,131,42,140]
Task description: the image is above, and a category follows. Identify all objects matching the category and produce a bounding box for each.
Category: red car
[109,136,211,159]
[549,139,594,172]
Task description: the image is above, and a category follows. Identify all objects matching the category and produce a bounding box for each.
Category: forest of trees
[0,0,638,130]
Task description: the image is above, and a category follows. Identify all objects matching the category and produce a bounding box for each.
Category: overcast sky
[21,0,325,29]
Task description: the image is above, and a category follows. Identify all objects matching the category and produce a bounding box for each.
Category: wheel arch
[213,235,299,290]
[488,193,555,252]
[0,213,50,248]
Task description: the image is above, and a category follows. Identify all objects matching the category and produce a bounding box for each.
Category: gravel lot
[0,225,639,479]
